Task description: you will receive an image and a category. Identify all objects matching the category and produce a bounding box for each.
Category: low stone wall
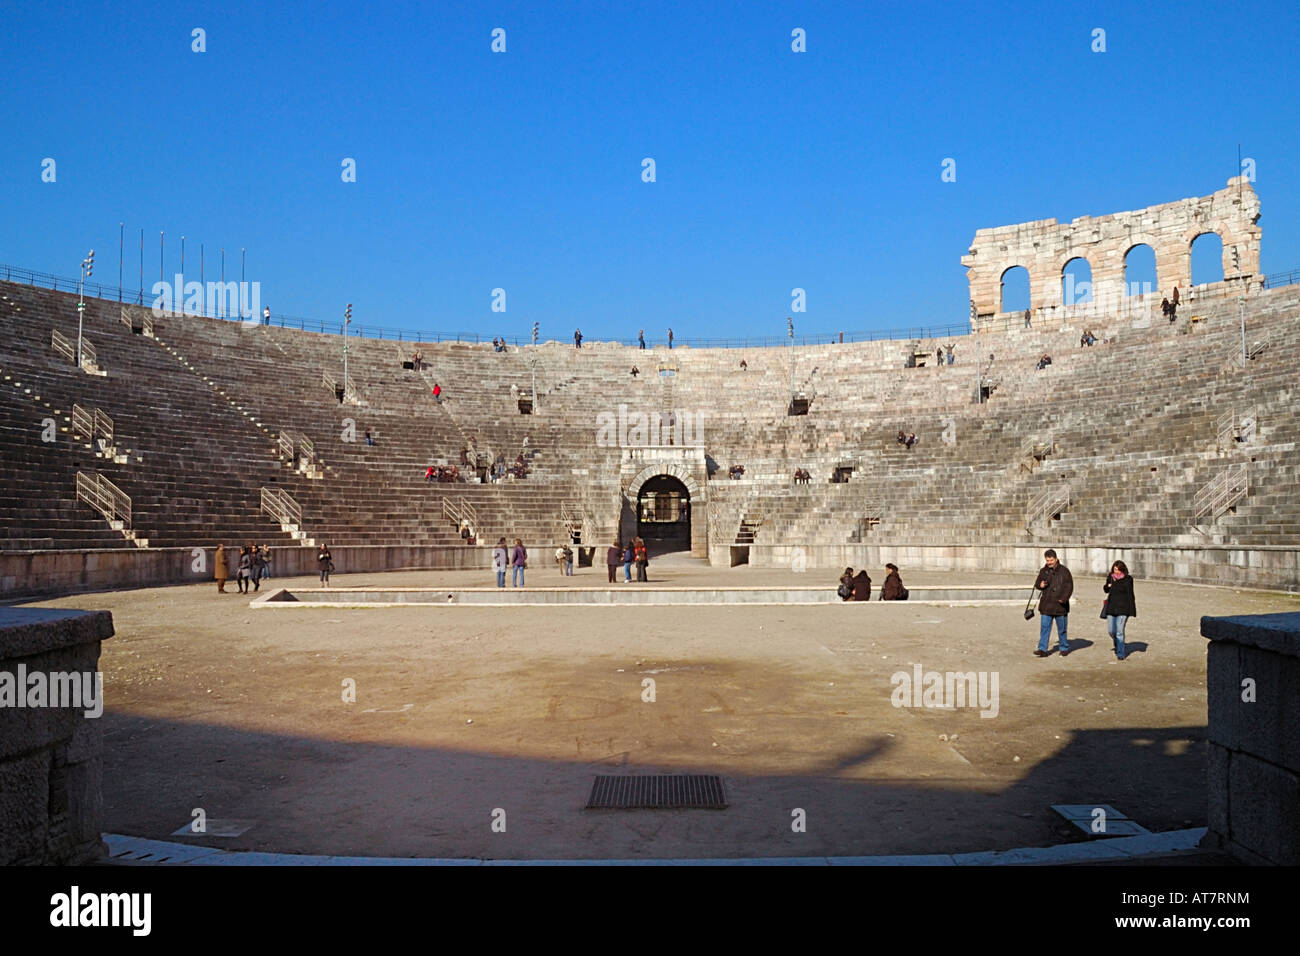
[0,607,115,865]
[1202,612,1300,865]
[0,544,495,601]
[718,543,1300,591]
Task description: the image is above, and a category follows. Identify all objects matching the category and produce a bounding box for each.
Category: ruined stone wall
[963,177,1261,326]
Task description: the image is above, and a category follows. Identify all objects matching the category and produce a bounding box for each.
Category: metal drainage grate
[585,774,727,810]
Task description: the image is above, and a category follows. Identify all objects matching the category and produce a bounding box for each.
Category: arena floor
[23,561,1300,861]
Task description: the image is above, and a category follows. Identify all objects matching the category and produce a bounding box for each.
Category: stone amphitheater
[1,177,1296,594]
[3,177,1298,864]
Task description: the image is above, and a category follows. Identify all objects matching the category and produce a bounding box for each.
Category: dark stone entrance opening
[636,474,690,555]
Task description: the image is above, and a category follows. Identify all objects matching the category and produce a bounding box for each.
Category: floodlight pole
[76,250,94,368]
[530,322,539,412]
[343,304,353,399]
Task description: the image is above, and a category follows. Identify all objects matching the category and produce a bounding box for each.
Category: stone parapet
[1201,612,1300,865]
[0,607,114,865]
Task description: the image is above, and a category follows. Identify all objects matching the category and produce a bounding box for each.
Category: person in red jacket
[432,383,442,402]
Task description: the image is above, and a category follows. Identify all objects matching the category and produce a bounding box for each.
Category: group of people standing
[213,543,272,594]
[607,539,650,582]
[492,538,529,587]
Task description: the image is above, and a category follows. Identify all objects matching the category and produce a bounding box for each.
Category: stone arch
[999,265,1031,313]
[1190,231,1225,286]
[1061,256,1093,305]
[1123,242,1159,297]
[623,464,706,557]
[625,463,703,500]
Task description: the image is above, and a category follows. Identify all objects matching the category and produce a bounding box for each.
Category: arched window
[1000,265,1030,313]
[1124,244,1157,297]
[1191,232,1224,286]
[1061,257,1093,305]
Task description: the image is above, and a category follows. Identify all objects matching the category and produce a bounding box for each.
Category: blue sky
[2,0,1297,343]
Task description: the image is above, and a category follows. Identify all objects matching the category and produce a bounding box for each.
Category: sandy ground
[23,561,1300,860]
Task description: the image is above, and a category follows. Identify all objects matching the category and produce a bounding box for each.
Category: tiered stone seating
[2,276,1297,562]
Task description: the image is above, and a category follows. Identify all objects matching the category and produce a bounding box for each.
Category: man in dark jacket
[850,569,872,601]
[606,541,622,583]
[1034,549,1073,657]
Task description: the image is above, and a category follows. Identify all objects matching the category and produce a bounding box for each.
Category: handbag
[1023,585,1038,621]
[1100,599,1109,619]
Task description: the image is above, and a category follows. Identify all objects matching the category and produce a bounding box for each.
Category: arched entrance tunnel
[635,474,691,555]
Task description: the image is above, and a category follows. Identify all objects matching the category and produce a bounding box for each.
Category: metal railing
[1195,464,1248,522]
[69,404,113,444]
[51,328,75,363]
[1026,483,1071,529]
[299,435,315,467]
[442,496,478,532]
[71,404,94,439]
[76,472,131,527]
[260,487,303,528]
[277,431,295,461]
[322,369,359,400]
[10,258,1297,352]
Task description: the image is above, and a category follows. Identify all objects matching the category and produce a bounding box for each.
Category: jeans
[608,565,617,582]
[319,569,329,584]
[565,560,573,576]
[1039,614,1068,653]
[1107,615,1128,658]
[496,570,506,588]
[512,565,525,587]
[624,561,632,581]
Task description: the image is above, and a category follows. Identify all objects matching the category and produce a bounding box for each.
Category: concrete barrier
[0,544,493,601]
[253,585,1026,607]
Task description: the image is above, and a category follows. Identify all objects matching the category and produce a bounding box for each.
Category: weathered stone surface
[0,607,113,658]
[963,177,1261,321]
[0,607,111,865]
[1226,751,1300,866]
[0,750,49,865]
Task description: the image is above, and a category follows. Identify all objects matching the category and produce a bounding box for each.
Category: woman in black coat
[1102,560,1137,661]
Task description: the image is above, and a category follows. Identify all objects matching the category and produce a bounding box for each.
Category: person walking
[945,343,955,365]
[318,543,333,586]
[214,544,228,593]
[259,545,272,582]
[563,545,574,576]
[493,537,509,588]
[634,537,649,582]
[638,330,645,350]
[622,542,634,582]
[1102,560,1137,661]
[511,538,527,587]
[236,546,252,594]
[606,540,622,583]
[432,383,442,403]
[250,545,265,592]
[667,328,674,349]
[574,329,582,349]
[1033,549,1073,657]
